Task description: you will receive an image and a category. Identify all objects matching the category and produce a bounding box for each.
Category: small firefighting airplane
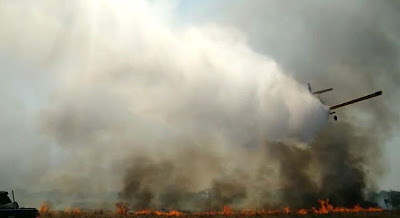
[308,83,382,121]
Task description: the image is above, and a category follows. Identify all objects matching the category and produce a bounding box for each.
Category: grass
[38,210,400,218]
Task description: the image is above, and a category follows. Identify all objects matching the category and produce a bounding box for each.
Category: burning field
[37,199,390,217]
[1,1,399,217]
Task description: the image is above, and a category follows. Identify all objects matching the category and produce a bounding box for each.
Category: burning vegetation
[127,199,383,216]
[38,201,51,214]
[117,122,384,211]
[37,199,386,217]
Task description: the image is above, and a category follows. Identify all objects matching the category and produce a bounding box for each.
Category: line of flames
[118,199,383,216]
[39,203,81,215]
[39,199,384,216]
[64,206,81,214]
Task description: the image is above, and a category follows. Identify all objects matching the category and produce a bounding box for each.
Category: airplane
[308,83,382,121]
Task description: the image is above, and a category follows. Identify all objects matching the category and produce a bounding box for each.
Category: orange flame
[119,199,383,216]
[223,205,233,215]
[72,207,81,214]
[64,206,71,214]
[38,201,51,213]
[296,208,308,215]
[134,209,151,215]
[284,206,291,214]
[134,209,184,216]
[115,202,130,215]
[155,210,185,216]
[311,199,383,214]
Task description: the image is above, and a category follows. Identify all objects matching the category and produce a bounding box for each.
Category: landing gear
[330,111,338,121]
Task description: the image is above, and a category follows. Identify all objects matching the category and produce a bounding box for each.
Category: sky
[0,0,399,209]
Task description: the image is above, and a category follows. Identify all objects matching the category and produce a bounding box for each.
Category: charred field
[37,200,392,218]
[38,210,400,218]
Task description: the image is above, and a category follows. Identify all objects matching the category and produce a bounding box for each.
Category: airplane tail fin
[308,83,333,95]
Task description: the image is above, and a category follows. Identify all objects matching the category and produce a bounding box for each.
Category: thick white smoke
[0,0,328,207]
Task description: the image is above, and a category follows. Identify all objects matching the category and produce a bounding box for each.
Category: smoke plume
[0,0,398,210]
[185,0,400,208]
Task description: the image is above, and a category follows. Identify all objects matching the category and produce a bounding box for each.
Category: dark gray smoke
[169,0,400,208]
[119,122,385,210]
[267,121,383,208]
[119,144,225,210]
[120,0,400,209]
[311,123,375,207]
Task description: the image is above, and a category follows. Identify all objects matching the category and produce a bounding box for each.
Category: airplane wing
[329,91,382,110]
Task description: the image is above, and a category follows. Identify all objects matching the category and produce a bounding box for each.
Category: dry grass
[38,210,400,218]
[36,201,396,218]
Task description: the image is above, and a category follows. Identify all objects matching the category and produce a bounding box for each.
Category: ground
[38,210,400,218]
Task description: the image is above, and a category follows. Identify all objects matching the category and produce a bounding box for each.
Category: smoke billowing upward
[119,0,400,210]
[176,0,399,209]
[0,0,398,210]
[268,121,383,209]
[119,122,383,210]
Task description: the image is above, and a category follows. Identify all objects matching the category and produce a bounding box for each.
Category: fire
[64,206,71,214]
[52,199,384,217]
[64,206,80,214]
[72,207,81,214]
[155,210,185,216]
[190,201,382,217]
[134,209,184,216]
[38,201,51,213]
[168,200,382,216]
[115,202,130,215]
[223,205,233,215]
[296,208,308,215]
[311,199,384,214]
[134,209,151,215]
